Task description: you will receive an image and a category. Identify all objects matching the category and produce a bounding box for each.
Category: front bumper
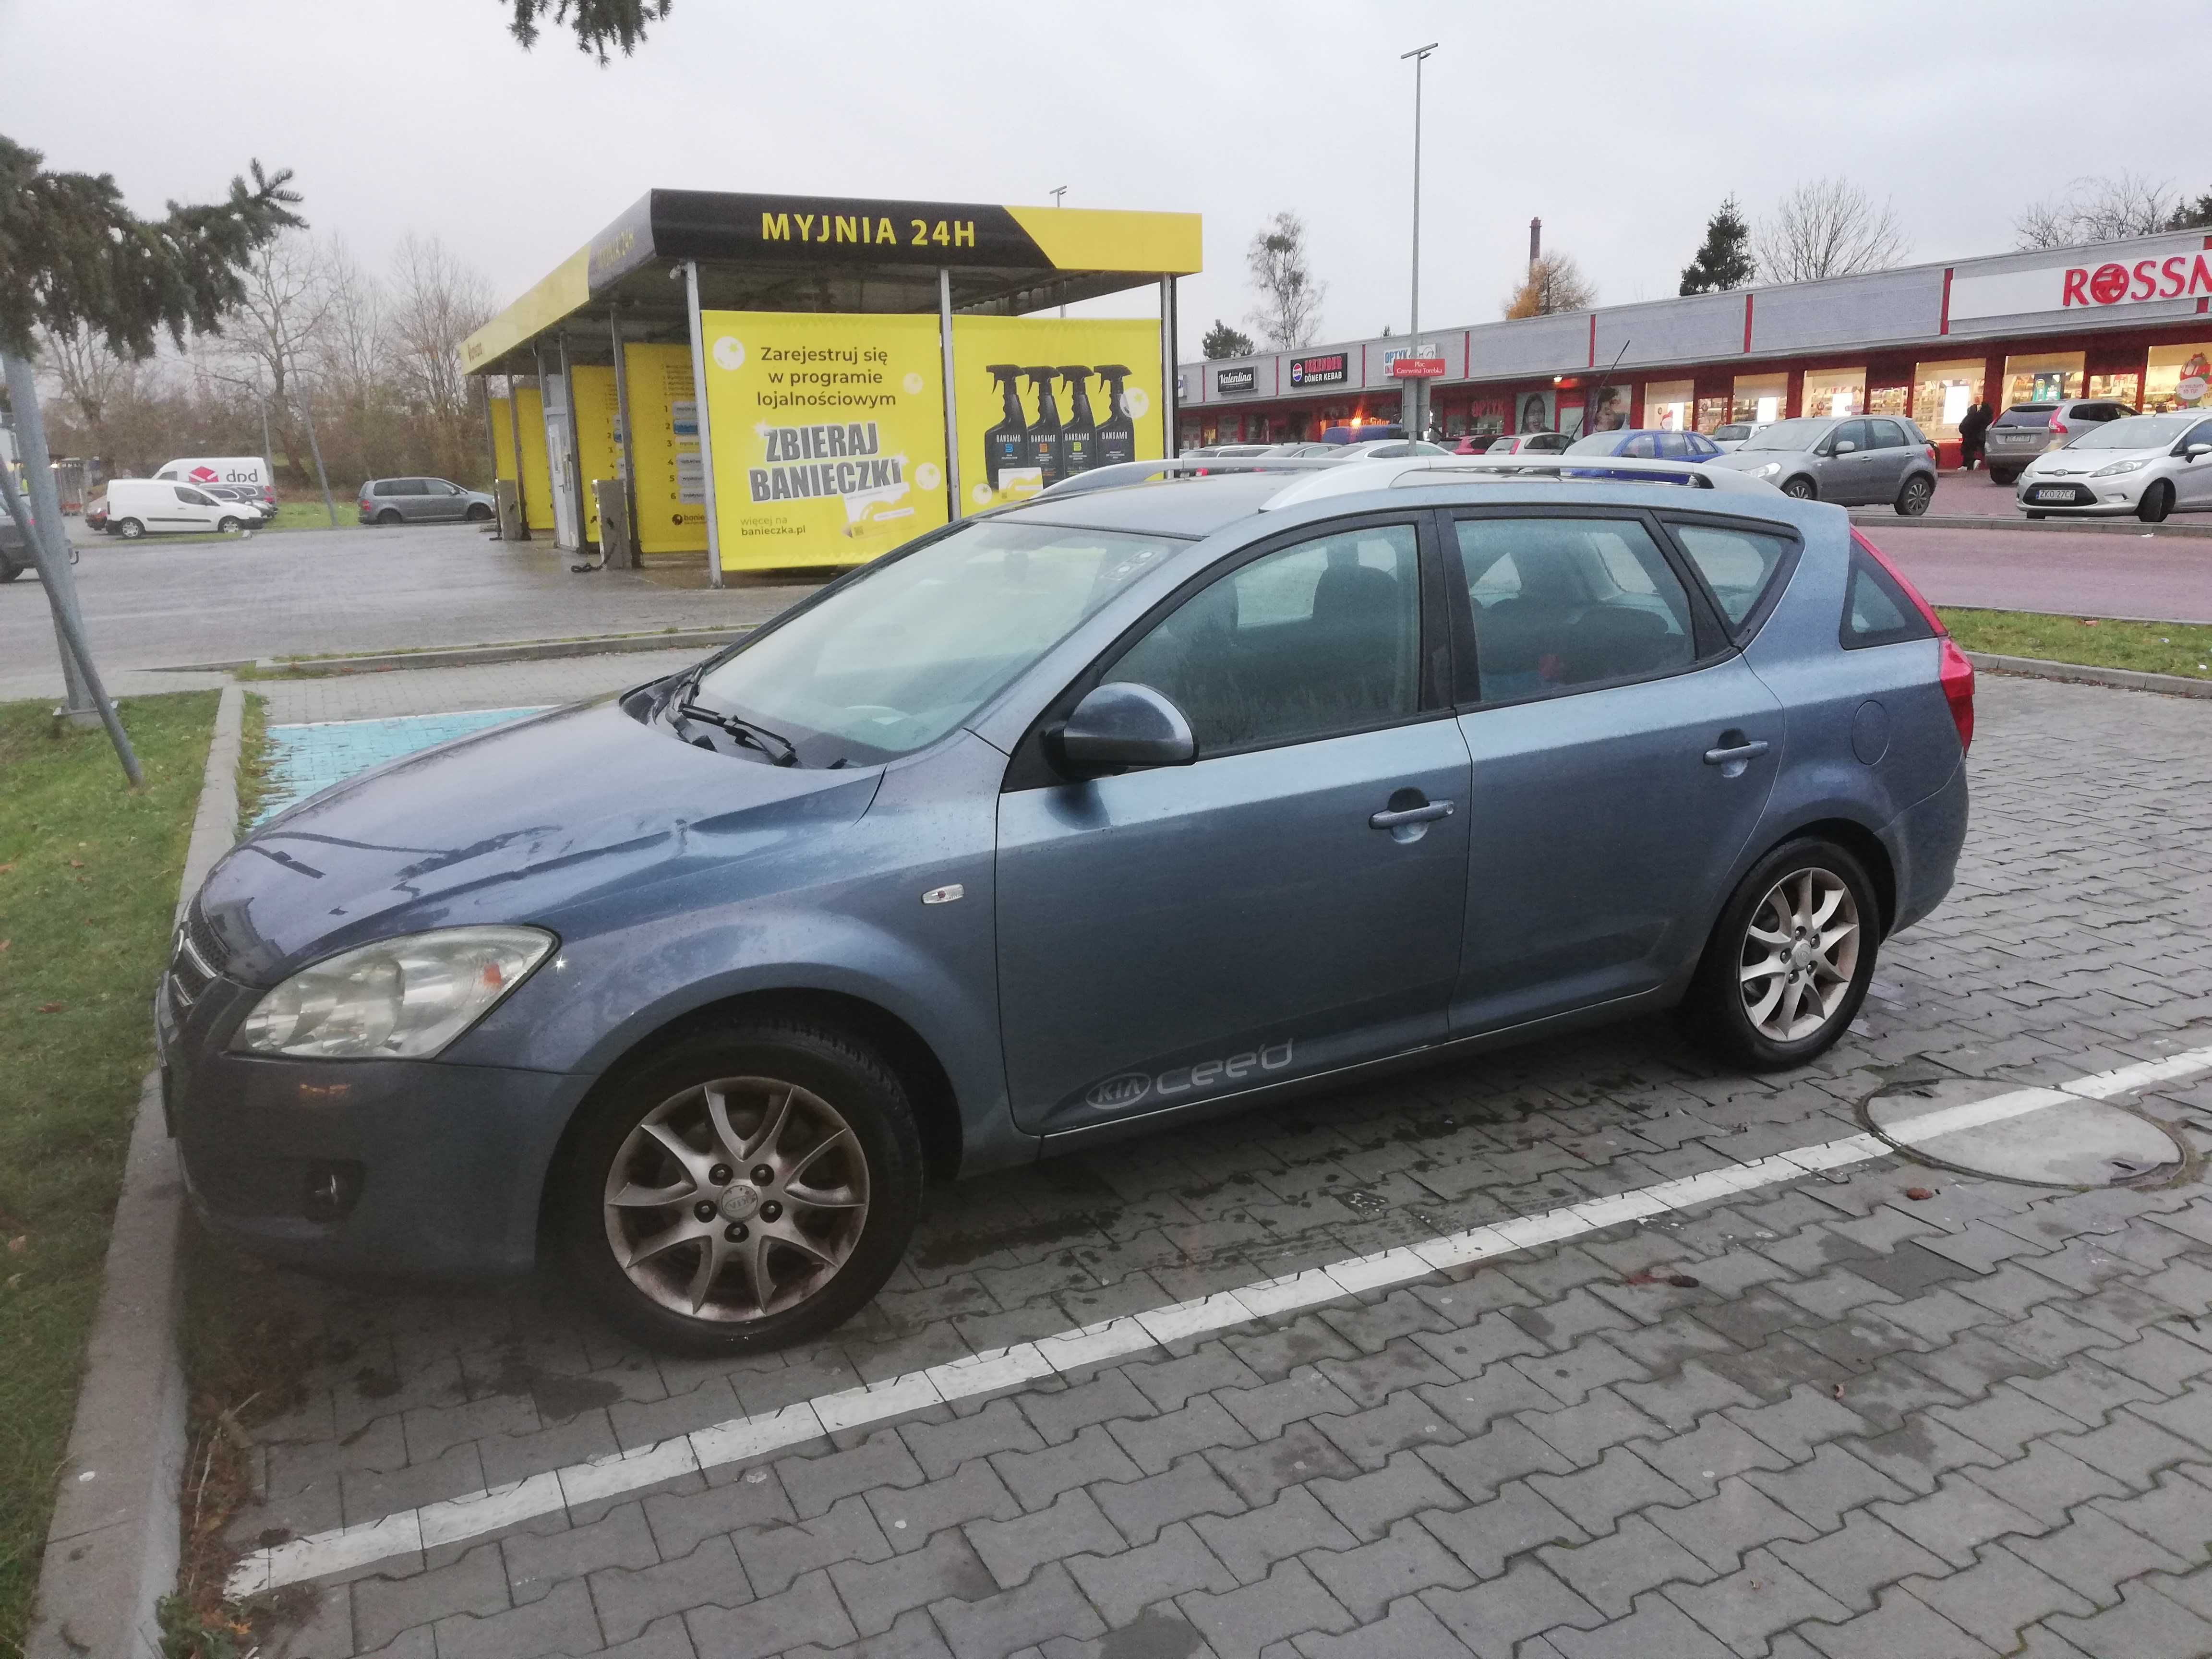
[2016,475,2146,514]
[160,969,585,1278]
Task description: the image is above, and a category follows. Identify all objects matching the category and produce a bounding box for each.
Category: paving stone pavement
[214,672,2212,1659]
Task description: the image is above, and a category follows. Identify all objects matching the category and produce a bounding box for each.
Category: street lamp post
[1401,41,1438,439]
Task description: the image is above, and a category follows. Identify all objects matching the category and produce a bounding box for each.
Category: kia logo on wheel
[1086,1074,1152,1109]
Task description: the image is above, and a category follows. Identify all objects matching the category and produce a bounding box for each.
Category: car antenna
[1592,337,1630,429]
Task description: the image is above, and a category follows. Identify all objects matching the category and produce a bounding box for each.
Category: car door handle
[1704,740,1770,766]
[1370,800,1455,829]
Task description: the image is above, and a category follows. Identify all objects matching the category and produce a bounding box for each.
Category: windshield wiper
[675,700,800,767]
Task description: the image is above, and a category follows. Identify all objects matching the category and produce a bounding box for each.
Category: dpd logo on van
[188,466,220,483]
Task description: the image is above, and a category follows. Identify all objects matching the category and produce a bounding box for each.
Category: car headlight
[1752,462,1781,478]
[2090,458,2148,477]
[232,926,555,1059]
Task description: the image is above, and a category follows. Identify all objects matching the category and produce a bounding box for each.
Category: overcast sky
[11,0,2211,358]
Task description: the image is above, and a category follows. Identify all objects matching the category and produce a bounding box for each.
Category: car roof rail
[1027,454,1346,503]
[1256,453,1786,511]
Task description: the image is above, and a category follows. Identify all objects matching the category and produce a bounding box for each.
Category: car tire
[0,557,21,582]
[1895,474,1933,517]
[1781,476,1816,500]
[218,516,242,534]
[1677,837,1880,1072]
[465,503,493,522]
[1987,466,2019,486]
[553,1016,925,1357]
[375,509,402,526]
[2138,482,2174,525]
[2025,511,2047,520]
[118,518,144,540]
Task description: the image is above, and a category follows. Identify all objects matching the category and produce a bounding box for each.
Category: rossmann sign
[1949,233,2212,323]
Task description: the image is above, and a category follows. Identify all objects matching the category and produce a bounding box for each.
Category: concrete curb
[252,627,751,677]
[27,682,243,1659]
[1966,650,2212,699]
[1849,509,2212,538]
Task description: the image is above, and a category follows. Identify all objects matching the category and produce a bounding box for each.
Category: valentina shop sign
[1948,232,2212,323]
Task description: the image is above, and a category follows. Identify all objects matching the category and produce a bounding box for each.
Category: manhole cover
[1862,1076,2187,1189]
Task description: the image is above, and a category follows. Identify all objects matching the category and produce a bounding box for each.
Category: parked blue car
[1561,427,1723,481]
[161,460,1973,1354]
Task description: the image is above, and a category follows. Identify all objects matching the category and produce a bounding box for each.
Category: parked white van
[96,479,257,538]
[154,456,276,508]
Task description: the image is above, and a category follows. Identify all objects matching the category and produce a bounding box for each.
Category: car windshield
[686,518,1184,765]
[1742,419,1833,452]
[2069,413,2200,450]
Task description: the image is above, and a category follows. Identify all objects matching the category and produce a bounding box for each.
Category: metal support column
[938,268,962,522]
[1159,276,1180,457]
[557,332,588,549]
[505,373,531,537]
[611,306,638,559]
[681,260,725,588]
[481,379,503,537]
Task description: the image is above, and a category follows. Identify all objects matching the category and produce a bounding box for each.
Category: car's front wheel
[1679,838,1879,1071]
[218,516,243,534]
[465,503,492,522]
[1781,476,1816,500]
[555,1017,924,1356]
[1895,474,1933,517]
[1987,466,2020,486]
[2139,481,2174,524]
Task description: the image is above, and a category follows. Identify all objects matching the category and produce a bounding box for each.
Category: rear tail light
[1851,528,1973,754]
[2048,416,2068,434]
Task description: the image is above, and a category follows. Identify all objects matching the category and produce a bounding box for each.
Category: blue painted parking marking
[258,708,550,823]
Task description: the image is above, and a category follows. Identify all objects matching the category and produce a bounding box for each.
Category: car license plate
[2031,488,2073,502]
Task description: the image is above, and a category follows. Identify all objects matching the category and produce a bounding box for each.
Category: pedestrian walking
[1958,399,1993,473]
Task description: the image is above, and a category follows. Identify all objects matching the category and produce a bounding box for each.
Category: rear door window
[1666,521,1797,630]
[1452,517,1696,704]
[1841,547,1937,649]
[1869,420,1908,449]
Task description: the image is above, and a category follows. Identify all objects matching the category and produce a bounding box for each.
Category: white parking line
[226,1044,2212,1599]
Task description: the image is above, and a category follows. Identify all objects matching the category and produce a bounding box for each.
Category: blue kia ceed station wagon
[161,457,1973,1354]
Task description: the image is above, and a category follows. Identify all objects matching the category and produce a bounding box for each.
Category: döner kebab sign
[1949,232,2212,322]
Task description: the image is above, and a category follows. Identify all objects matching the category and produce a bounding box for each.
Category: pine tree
[1202,319,1255,360]
[2169,191,2212,232]
[1679,197,1757,296]
[505,0,673,60]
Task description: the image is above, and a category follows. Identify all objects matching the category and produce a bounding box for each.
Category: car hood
[1704,449,1803,472]
[193,697,884,985]
[2026,445,2167,475]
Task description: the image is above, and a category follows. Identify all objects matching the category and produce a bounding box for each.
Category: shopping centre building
[1178,227,2212,464]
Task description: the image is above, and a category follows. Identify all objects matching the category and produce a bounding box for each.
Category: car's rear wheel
[1781,476,1816,500]
[1895,474,1933,517]
[118,518,144,540]
[1679,838,1879,1071]
[375,508,402,526]
[1987,465,2020,486]
[2138,481,2174,524]
[555,1017,924,1356]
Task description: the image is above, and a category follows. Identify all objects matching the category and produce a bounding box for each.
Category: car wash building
[1181,227,2212,465]
[464,190,1199,581]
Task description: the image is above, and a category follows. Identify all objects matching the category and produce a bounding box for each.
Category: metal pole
[1402,41,1438,440]
[2,351,95,720]
[557,333,589,550]
[0,392,141,785]
[938,268,962,523]
[255,381,274,484]
[481,376,503,536]
[505,371,531,538]
[611,306,638,559]
[681,260,724,589]
[1052,188,1068,319]
[1159,276,1179,457]
[283,344,338,526]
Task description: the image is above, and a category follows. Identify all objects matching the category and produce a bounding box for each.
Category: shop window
[1912,359,1984,440]
[1802,368,1866,419]
[2144,344,2212,412]
[1695,394,1730,433]
[1731,374,1787,425]
[2003,352,2084,407]
[2086,373,2140,409]
[1869,385,1909,418]
[1643,380,1692,433]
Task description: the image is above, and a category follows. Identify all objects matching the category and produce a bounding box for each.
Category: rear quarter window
[1666,521,1796,631]
[1840,547,1936,649]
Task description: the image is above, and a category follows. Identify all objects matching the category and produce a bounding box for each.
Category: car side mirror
[1833,440,1858,455]
[1053,683,1196,777]
[2187,443,2212,462]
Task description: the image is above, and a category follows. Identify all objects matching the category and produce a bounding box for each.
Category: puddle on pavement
[1861,1075,2189,1189]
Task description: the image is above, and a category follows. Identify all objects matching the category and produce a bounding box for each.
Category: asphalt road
[1869,523,2212,625]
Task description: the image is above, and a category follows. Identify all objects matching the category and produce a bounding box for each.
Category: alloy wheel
[1737,868,1860,1043]
[602,1075,869,1322]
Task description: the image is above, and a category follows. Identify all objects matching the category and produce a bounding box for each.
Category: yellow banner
[624,343,708,554]
[949,317,1162,513]
[699,310,950,571]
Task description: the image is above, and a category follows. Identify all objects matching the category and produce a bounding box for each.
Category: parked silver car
[1706,415,1939,515]
[2016,410,2212,522]
[357,477,496,526]
[1982,398,2136,485]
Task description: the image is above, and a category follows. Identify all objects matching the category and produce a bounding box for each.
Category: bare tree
[1502,252,1596,319]
[34,323,141,462]
[208,232,332,476]
[387,234,495,477]
[1754,178,1908,282]
[2015,172,2179,250]
[1246,212,1326,349]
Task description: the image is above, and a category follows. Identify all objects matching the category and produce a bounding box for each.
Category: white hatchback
[2017,410,2212,522]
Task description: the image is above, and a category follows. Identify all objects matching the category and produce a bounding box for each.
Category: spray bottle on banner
[1094,364,1136,466]
[1057,366,1099,476]
[983,364,1028,490]
[1021,366,1063,486]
